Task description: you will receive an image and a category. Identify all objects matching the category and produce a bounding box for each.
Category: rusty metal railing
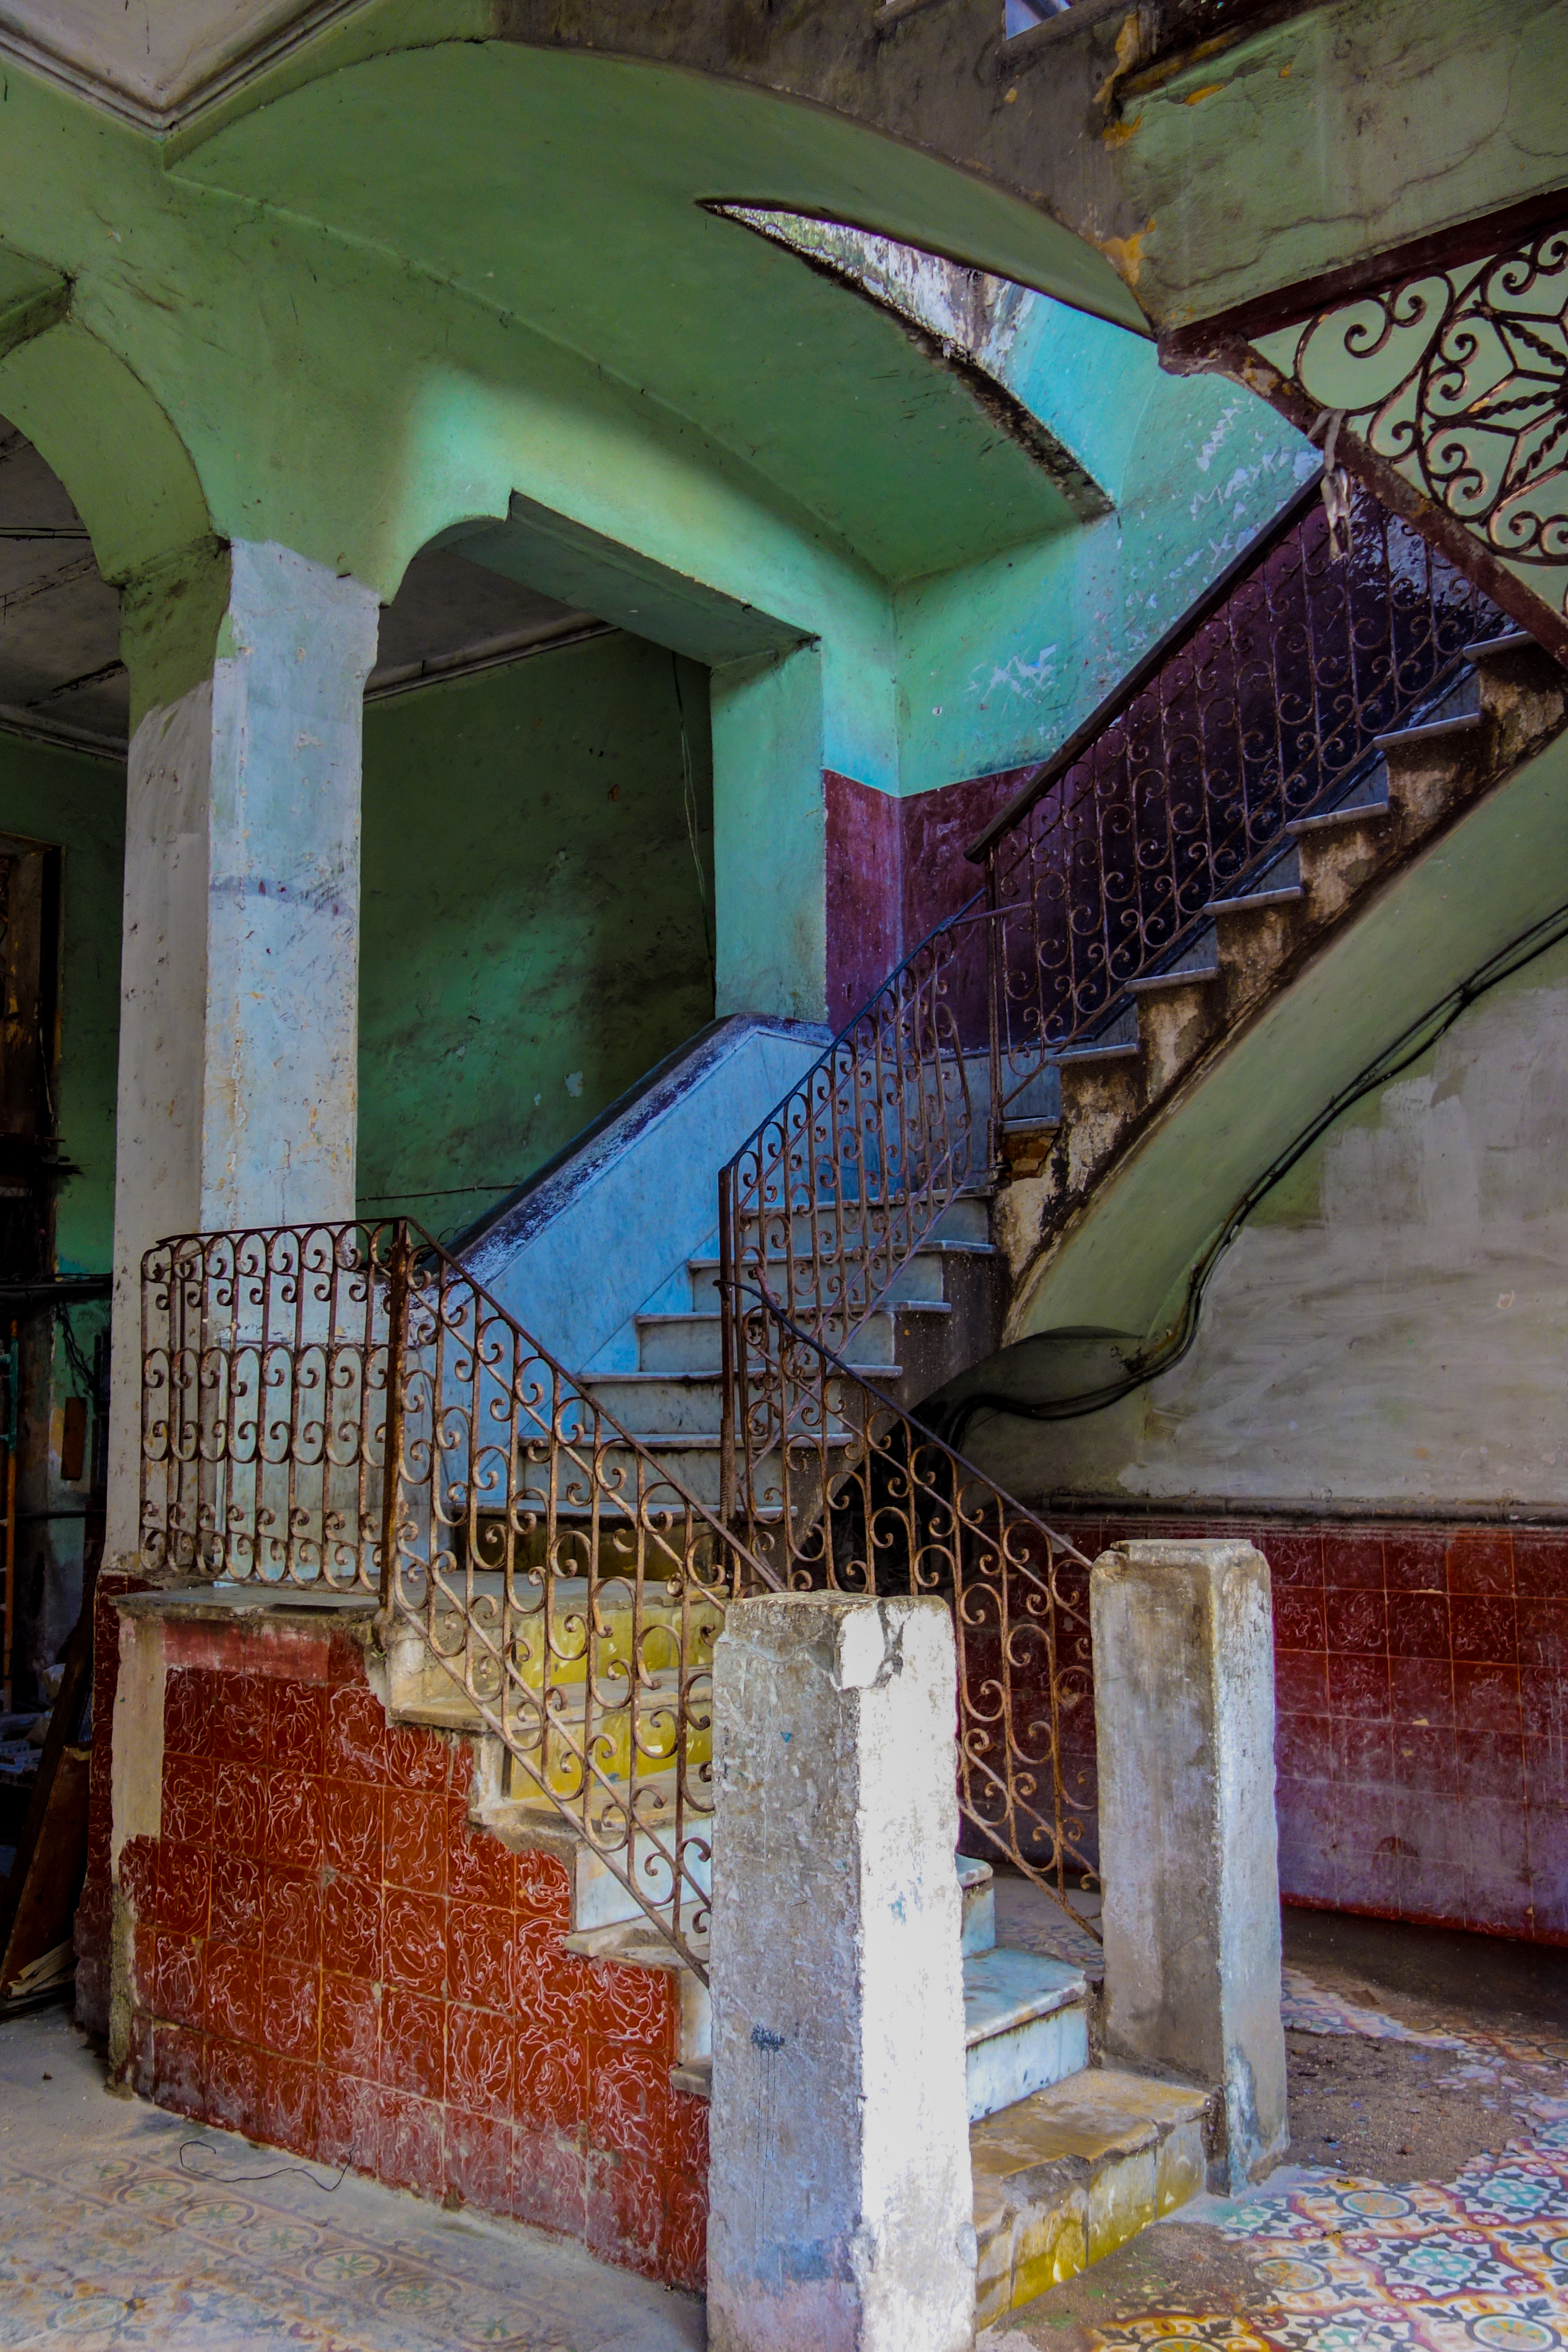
[140,1218,780,1977]
[730,1284,1099,1902]
[971,477,1500,1125]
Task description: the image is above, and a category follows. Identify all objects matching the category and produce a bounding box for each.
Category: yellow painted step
[972,2066,1208,2327]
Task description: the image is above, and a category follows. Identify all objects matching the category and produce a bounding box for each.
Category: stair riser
[1293,810,1394,926]
[580,1379,726,1435]
[638,1310,898,1374]
[975,2115,1206,2326]
[962,1872,996,1956]
[967,2000,1089,2122]
[686,1249,953,1312]
[1133,975,1225,1101]
[1214,897,1304,1018]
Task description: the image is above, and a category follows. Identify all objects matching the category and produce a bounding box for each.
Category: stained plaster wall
[0,729,122,1683]
[357,635,715,1236]
[973,938,1568,1516]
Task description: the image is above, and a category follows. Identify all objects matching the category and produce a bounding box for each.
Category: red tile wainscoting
[1048,1518,1568,1945]
[109,1605,707,2290]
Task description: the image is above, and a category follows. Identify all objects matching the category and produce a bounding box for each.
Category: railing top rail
[963,468,1325,866]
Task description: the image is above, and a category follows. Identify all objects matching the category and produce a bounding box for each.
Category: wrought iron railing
[140,1215,1102,1970]
[730,1285,1098,1896]
[970,476,1500,1124]
[140,1218,772,1976]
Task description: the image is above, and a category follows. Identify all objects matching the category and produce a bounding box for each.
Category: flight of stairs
[575,1192,1001,1508]
[998,631,1568,1224]
[384,1604,1208,2321]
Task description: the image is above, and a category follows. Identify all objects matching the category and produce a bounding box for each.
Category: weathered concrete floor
[0,2003,704,2352]
[980,1905,1568,2351]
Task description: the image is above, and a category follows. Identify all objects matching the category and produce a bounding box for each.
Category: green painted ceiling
[171,41,1096,582]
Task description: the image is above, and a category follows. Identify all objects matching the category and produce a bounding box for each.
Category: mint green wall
[895,309,1313,796]
[0,732,123,1276]
[356,634,715,1236]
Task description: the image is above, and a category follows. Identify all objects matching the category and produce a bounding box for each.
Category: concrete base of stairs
[972,2066,1209,2327]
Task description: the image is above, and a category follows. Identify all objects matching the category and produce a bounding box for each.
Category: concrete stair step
[964,1947,1089,2122]
[972,2065,1209,2325]
[636,1304,904,1374]
[959,1853,995,1955]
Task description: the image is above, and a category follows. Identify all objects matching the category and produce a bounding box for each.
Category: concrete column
[711,642,828,1025]
[1091,1540,1288,2191]
[107,538,380,1564]
[707,1593,975,2352]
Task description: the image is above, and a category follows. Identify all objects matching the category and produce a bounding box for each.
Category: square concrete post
[1091,1541,1287,2191]
[706,1593,976,2352]
[107,538,379,1567]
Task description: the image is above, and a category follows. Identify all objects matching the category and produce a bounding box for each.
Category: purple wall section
[823,764,1038,1030]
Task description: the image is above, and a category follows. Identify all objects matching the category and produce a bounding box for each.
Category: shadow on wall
[357,634,714,1240]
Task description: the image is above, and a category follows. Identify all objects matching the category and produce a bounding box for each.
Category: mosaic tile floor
[0,2005,703,2352]
[988,1971,1568,2352]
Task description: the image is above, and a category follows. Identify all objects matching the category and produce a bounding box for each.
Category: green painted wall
[0,731,123,1277]
[356,634,715,1237]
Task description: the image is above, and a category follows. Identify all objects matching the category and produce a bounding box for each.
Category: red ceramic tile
[1394,1856,1469,1929]
[214,1674,270,1766]
[448,1742,475,1799]
[1384,1532,1447,1592]
[1332,1846,1401,1919]
[588,2040,670,2163]
[1387,1590,1449,1660]
[512,2122,587,2238]
[206,1938,261,2051]
[447,1806,514,1909]
[384,1721,450,1795]
[1523,1736,1567,1810]
[380,1989,446,2102]
[1465,1868,1537,1937]
[209,1852,264,1950]
[263,1865,322,1967]
[326,1630,365,1688]
[1447,1530,1513,1596]
[157,1842,212,1937]
[447,2003,515,2119]
[263,1769,324,1868]
[1519,1596,1568,1673]
[257,2053,319,2156]
[212,1764,265,1857]
[323,1781,382,1881]
[320,1972,381,2080]
[321,1874,381,1981]
[162,1755,214,1848]
[383,1792,447,1894]
[376,2089,446,2198]
[152,2024,206,2121]
[1450,1593,1518,1665]
[1389,1655,1455,1723]
[118,1834,158,1921]
[1390,1723,1456,1794]
[447,1900,515,2013]
[1274,1652,1329,1716]
[1273,1591,1326,1652]
[164,1668,217,1759]
[1455,1728,1526,1803]
[1462,1796,1530,1875]
[516,2024,588,2133]
[1327,1651,1391,1720]
[1513,1532,1568,1598]
[1258,1530,1323,1588]
[325,1684,387,1784]
[261,1960,321,2062]
[444,2108,512,2214]
[1332,1718,1394,1788]
[587,2145,666,2277]
[383,1891,447,1996]
[205,2035,262,2137]
[1521,1668,1568,1741]
[315,2064,378,2168]
[1525,1804,1568,1889]
[664,2169,707,2294]
[133,1923,158,2008]
[153,1932,204,2028]
[1277,1835,1338,1908]
[1325,1588,1387,1656]
[1275,1714,1331,1780]
[1323,1532,1383,1589]
[1454,1661,1522,1732]
[269,1682,326,1774]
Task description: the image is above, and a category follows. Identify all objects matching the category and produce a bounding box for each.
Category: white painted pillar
[1091,1539,1288,2190]
[706,1592,976,2352]
[107,539,380,1565]
[710,642,828,1024]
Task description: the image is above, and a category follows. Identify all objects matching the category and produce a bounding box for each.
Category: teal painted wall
[356,633,716,1236]
[0,731,123,1277]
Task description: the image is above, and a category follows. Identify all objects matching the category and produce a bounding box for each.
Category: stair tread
[1374,711,1484,750]
[964,1947,1087,2045]
[1055,1040,1141,1065]
[1286,798,1391,835]
[1205,883,1304,913]
[1126,964,1221,994]
[1463,629,1534,659]
[970,2064,1207,2181]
